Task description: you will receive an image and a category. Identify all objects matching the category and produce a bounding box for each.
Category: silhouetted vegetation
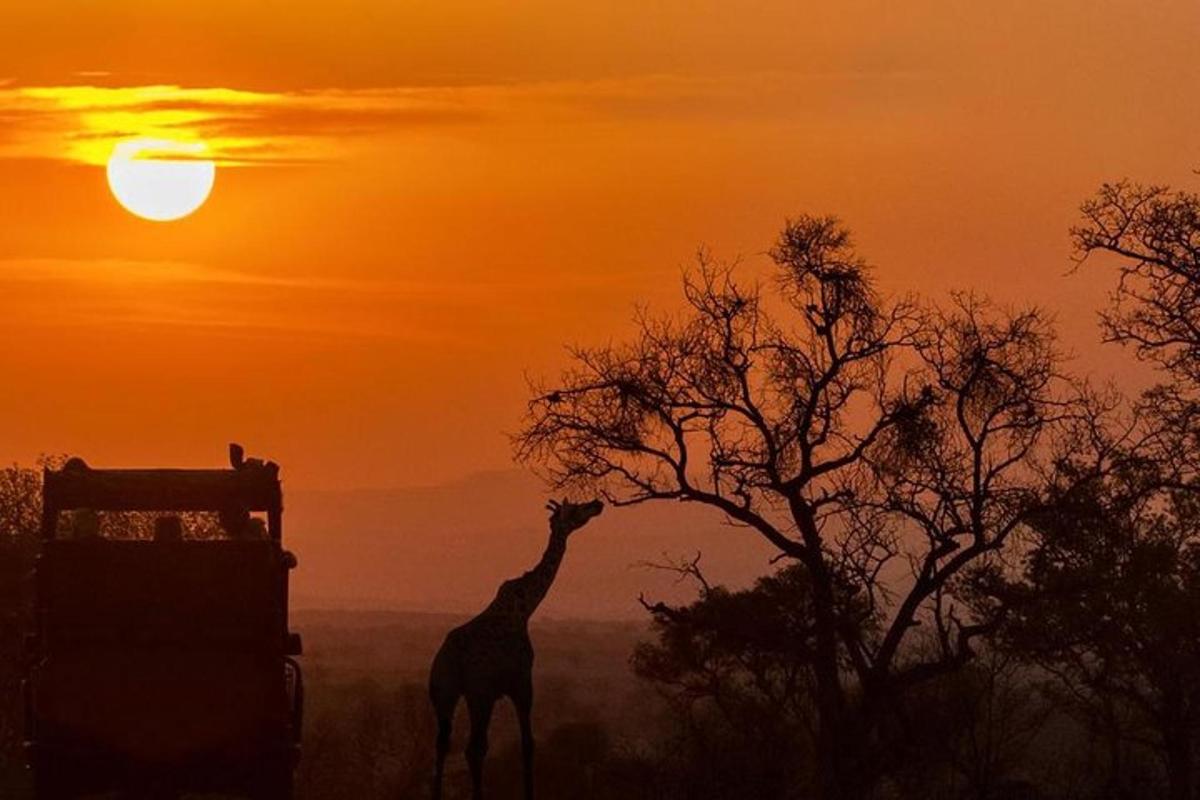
[0,462,43,792]
[511,175,1200,799]
[515,213,1088,798]
[990,459,1200,800]
[632,561,823,797]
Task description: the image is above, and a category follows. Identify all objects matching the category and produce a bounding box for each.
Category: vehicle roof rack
[41,445,283,539]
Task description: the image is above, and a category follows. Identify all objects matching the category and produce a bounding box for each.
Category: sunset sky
[1,0,1198,495]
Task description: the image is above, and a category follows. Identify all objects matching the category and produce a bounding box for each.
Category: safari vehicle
[24,447,303,799]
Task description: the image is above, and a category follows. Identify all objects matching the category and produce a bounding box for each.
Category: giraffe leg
[465,696,495,800]
[512,681,536,800]
[431,701,455,800]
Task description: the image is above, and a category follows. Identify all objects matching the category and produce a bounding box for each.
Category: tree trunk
[792,499,860,800]
[1165,733,1193,800]
[811,587,851,800]
[815,713,872,800]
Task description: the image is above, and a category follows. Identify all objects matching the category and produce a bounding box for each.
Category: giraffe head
[547,498,604,536]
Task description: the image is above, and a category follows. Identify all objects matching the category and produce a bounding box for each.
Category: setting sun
[105,138,215,222]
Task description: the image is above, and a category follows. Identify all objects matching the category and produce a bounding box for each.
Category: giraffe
[428,497,604,800]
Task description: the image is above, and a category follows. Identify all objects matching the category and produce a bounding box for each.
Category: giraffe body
[428,498,603,800]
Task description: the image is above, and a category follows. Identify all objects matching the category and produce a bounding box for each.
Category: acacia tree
[984,177,1200,800]
[632,561,830,798]
[1074,180,1200,382]
[987,446,1200,800]
[515,216,1074,799]
[1073,180,1200,477]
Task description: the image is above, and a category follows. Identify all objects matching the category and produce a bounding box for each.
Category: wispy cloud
[1,257,375,290]
[0,71,932,167]
[0,257,639,342]
[0,257,467,340]
[0,84,483,166]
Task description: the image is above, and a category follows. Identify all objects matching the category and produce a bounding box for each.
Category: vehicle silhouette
[24,446,303,799]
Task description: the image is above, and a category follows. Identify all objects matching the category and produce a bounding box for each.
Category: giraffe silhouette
[428,497,604,800]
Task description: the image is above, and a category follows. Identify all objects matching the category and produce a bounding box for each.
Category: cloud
[0,84,486,166]
[0,71,933,167]
[0,257,346,289]
[0,257,635,342]
[0,257,461,340]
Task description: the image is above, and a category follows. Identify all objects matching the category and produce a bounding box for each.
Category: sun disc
[106,139,216,222]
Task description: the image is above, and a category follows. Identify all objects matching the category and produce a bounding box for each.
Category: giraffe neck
[479,526,569,625]
[517,528,568,617]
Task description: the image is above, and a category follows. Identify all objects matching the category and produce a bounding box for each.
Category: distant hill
[285,469,777,619]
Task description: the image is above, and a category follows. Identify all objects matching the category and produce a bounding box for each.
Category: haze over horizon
[285,467,778,620]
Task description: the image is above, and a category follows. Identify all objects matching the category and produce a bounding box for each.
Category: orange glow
[0,0,1197,498]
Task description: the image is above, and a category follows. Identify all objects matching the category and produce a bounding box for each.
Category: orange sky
[1,0,1198,491]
